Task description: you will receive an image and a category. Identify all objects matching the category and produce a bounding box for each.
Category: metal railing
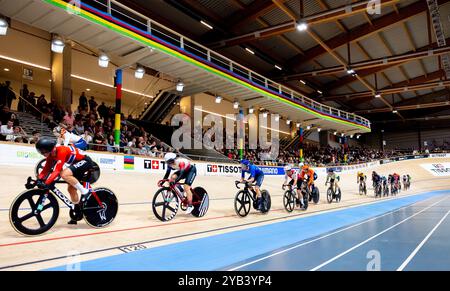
[60,0,371,129]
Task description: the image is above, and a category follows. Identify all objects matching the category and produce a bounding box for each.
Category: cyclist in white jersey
[162,153,197,214]
[282,164,306,209]
[54,125,88,150]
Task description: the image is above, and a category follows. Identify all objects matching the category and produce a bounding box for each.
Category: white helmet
[284,164,292,172]
[164,152,177,163]
[298,162,304,168]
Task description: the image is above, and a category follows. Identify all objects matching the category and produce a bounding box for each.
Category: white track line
[310,196,449,271]
[397,209,450,271]
[227,195,441,271]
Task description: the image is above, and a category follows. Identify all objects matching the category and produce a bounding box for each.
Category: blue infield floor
[46,190,450,271]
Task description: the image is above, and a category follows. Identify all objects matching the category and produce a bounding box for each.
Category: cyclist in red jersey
[36,138,94,224]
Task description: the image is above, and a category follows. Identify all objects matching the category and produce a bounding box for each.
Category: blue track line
[44,190,448,271]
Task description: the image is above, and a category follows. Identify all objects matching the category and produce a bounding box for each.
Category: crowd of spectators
[0,81,176,157]
[2,81,450,165]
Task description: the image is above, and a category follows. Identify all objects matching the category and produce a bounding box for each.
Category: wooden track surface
[1,158,449,270]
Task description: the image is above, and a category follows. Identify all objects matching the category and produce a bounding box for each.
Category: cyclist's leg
[183,166,197,205]
[61,158,92,202]
[296,179,304,206]
[254,173,264,198]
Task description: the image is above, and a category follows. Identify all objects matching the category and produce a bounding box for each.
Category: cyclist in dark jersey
[240,159,264,210]
[36,138,94,224]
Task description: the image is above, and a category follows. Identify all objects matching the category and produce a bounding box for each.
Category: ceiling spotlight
[51,37,65,53]
[135,66,145,79]
[286,119,291,125]
[341,133,344,137]
[0,18,8,36]
[300,80,306,85]
[334,131,337,135]
[274,65,282,70]
[98,53,110,68]
[245,48,255,55]
[262,111,268,118]
[317,128,321,132]
[249,107,254,114]
[346,68,355,74]
[393,110,398,113]
[306,125,311,130]
[176,81,184,92]
[215,95,222,104]
[357,135,361,139]
[374,93,381,98]
[274,115,279,121]
[350,134,354,138]
[200,20,213,30]
[233,101,239,109]
[317,90,322,94]
[296,123,301,128]
[3,68,9,72]
[296,21,308,31]
[86,88,91,91]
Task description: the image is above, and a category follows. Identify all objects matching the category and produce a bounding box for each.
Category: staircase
[14,111,54,138]
[283,130,313,151]
[139,91,180,123]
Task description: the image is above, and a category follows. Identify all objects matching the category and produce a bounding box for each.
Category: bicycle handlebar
[235,180,256,189]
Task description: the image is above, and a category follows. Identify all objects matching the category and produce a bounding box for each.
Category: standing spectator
[89,96,98,112]
[4,81,16,109]
[36,94,47,110]
[79,92,88,110]
[97,102,107,120]
[19,84,29,112]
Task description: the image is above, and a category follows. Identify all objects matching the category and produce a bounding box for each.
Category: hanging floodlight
[98,53,110,68]
[176,81,184,92]
[135,66,145,79]
[51,36,65,53]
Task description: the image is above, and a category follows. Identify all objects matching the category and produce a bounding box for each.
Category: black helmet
[36,137,56,155]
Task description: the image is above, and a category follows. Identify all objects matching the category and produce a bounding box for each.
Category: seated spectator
[28,130,41,144]
[0,119,14,141]
[12,126,27,143]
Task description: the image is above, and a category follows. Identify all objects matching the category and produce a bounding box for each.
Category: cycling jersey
[242,164,264,179]
[326,172,339,183]
[284,169,299,184]
[242,164,264,187]
[299,168,316,186]
[163,158,195,185]
[38,145,86,185]
[60,128,82,146]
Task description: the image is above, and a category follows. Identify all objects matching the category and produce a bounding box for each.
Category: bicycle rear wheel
[83,188,118,228]
[10,189,59,236]
[152,187,179,221]
[191,187,209,218]
[261,190,271,213]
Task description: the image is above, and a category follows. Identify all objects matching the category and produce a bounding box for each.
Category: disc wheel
[234,190,251,217]
[260,190,271,213]
[10,189,59,236]
[191,187,209,218]
[83,188,118,228]
[152,187,179,221]
[283,190,295,212]
[312,187,320,204]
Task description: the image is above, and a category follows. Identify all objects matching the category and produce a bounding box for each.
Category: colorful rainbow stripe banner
[124,155,134,170]
[43,0,370,132]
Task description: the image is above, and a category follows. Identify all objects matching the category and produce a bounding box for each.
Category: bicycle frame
[235,181,258,202]
[158,179,201,206]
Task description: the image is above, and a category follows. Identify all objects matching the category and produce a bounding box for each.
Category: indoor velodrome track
[1,156,450,271]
